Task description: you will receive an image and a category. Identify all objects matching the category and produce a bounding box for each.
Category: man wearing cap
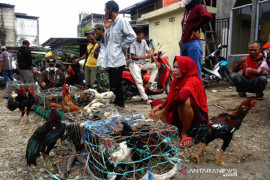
[0,46,14,86]
[17,40,37,83]
[94,24,110,93]
[73,30,98,88]
[40,58,64,89]
[104,1,136,107]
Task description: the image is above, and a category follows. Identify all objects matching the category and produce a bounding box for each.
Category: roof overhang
[119,0,155,14]
[41,38,88,50]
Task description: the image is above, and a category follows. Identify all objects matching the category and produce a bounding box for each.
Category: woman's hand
[149,104,162,119]
[152,108,167,121]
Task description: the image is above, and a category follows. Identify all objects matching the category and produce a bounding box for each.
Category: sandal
[180,137,193,148]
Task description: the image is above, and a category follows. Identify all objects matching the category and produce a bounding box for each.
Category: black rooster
[188,99,257,166]
[7,86,36,124]
[26,106,66,166]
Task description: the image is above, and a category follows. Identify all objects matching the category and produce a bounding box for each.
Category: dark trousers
[231,73,267,97]
[108,66,125,107]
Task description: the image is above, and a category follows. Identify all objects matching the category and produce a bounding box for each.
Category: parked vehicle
[202,44,233,86]
[122,47,173,100]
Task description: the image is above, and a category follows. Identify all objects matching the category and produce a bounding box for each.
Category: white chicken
[109,141,133,165]
[11,91,18,99]
[83,88,115,104]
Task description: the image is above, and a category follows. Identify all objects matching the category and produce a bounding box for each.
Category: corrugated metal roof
[119,0,155,14]
[41,38,88,50]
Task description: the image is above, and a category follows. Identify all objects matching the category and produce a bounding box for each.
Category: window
[231,5,252,54]
[169,17,175,22]
[258,1,270,45]
[154,21,160,26]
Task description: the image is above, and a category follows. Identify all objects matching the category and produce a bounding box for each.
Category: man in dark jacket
[40,58,64,89]
[17,40,36,83]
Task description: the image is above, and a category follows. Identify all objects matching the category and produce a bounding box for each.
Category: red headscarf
[167,56,208,113]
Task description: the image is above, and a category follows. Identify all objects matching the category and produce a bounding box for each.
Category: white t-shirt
[129,39,149,64]
[97,37,106,68]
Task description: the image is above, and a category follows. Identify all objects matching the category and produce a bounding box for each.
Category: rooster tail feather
[7,98,19,111]
[26,138,41,166]
[187,124,210,144]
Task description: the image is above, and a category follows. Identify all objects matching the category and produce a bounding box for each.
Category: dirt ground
[0,80,269,180]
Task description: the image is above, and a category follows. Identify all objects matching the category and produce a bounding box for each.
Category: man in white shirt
[129,28,160,104]
[104,1,136,108]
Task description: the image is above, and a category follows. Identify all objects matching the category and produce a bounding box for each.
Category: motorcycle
[202,44,233,86]
[122,47,173,100]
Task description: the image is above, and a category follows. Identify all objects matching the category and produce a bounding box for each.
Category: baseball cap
[22,40,30,45]
[84,29,95,36]
[1,46,7,50]
[48,58,56,65]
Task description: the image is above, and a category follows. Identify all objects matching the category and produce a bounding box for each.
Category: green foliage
[18,37,25,43]
[32,47,50,63]
[81,26,91,36]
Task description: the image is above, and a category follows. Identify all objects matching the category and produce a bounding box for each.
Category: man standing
[94,24,110,93]
[231,41,268,100]
[180,0,212,79]
[104,0,136,107]
[0,46,14,86]
[129,27,160,104]
[74,30,98,88]
[17,40,36,83]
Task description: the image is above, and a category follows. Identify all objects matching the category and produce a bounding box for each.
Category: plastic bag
[257,59,270,74]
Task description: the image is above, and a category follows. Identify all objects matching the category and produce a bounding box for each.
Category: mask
[182,0,192,6]
[49,67,55,71]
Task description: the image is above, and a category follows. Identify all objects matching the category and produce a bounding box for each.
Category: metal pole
[250,0,258,42]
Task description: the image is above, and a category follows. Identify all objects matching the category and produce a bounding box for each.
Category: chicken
[61,124,84,153]
[110,122,151,167]
[188,99,257,166]
[26,106,66,166]
[62,85,82,112]
[83,88,115,104]
[64,65,84,86]
[7,86,36,124]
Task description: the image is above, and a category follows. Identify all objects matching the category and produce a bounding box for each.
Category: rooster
[26,106,66,166]
[7,86,36,124]
[62,85,82,112]
[188,99,257,166]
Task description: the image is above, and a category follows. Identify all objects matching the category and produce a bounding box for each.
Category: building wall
[0,6,16,46]
[142,2,216,66]
[216,0,234,19]
[16,17,39,46]
[77,13,105,37]
[147,10,184,66]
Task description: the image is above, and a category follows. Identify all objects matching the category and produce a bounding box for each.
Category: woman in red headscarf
[149,56,209,147]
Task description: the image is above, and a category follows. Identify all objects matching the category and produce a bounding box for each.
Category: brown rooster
[188,99,257,166]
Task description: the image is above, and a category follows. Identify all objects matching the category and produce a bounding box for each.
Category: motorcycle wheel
[224,68,234,85]
[165,78,172,94]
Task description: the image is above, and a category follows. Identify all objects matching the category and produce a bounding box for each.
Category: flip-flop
[180,137,193,148]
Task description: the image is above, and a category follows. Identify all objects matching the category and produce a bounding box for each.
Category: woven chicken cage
[76,114,182,180]
[34,86,95,119]
[6,81,38,96]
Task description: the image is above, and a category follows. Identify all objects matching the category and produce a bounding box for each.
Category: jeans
[2,70,14,86]
[231,73,267,97]
[181,40,203,79]
[108,66,125,108]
